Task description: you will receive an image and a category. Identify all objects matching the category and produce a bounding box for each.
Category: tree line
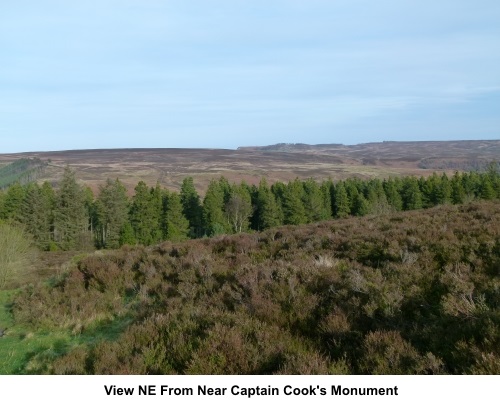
[0,166,499,251]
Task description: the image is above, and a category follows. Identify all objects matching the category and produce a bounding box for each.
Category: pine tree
[383,178,403,211]
[150,182,164,243]
[282,179,307,225]
[479,174,495,200]
[202,179,227,236]
[333,182,350,218]
[21,183,53,249]
[163,191,190,241]
[119,222,136,246]
[461,172,480,200]
[486,161,500,198]
[53,167,89,250]
[0,190,5,220]
[254,178,281,230]
[320,180,333,219]
[364,179,390,214]
[0,183,25,222]
[302,179,330,222]
[95,179,130,249]
[401,177,423,211]
[352,192,370,216]
[130,181,161,245]
[180,177,203,238]
[450,172,465,204]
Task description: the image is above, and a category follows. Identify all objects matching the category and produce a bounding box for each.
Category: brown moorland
[9,200,500,374]
[1,140,498,193]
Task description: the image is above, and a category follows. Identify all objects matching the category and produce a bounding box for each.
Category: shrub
[0,223,37,288]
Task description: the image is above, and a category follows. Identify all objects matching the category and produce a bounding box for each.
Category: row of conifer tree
[0,166,499,251]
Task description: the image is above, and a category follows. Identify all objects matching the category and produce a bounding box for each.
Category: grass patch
[0,289,70,374]
[0,288,133,374]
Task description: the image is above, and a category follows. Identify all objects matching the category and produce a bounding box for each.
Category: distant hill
[0,158,48,189]
[0,140,498,193]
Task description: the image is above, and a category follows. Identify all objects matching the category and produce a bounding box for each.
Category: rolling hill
[0,140,498,193]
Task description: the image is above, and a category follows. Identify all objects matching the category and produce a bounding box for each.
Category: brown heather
[11,201,500,374]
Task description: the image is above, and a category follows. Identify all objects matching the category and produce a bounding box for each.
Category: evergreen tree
[163,191,190,241]
[119,222,136,246]
[0,182,25,222]
[282,179,307,225]
[180,177,203,238]
[450,172,465,204]
[302,179,330,222]
[202,179,227,236]
[364,179,390,214]
[21,183,53,249]
[95,179,130,249]
[130,181,161,245]
[461,172,480,200]
[0,190,4,220]
[333,182,350,218]
[218,176,233,205]
[486,161,500,198]
[401,177,423,211]
[320,180,333,219]
[53,167,89,250]
[254,178,281,230]
[352,192,370,216]
[479,174,495,200]
[419,175,434,208]
[437,173,451,205]
[421,173,450,207]
[383,178,403,211]
[344,179,361,214]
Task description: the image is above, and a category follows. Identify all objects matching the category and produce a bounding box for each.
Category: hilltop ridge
[1,140,498,193]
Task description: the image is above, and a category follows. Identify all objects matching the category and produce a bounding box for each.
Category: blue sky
[1,0,499,152]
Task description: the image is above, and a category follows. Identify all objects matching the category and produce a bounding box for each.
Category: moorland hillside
[4,200,499,374]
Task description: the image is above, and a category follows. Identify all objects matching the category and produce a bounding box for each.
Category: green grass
[0,289,69,374]
[0,288,133,374]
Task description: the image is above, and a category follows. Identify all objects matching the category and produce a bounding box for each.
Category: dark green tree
[352,192,370,216]
[333,182,350,218]
[53,167,89,250]
[401,177,423,210]
[282,179,307,225]
[302,179,330,222]
[0,182,25,222]
[479,175,495,200]
[254,178,281,230]
[203,179,227,236]
[320,180,333,219]
[163,191,190,241]
[344,179,361,214]
[383,178,403,211]
[130,181,162,245]
[95,179,130,249]
[365,179,390,214]
[180,177,203,238]
[450,172,465,204]
[21,183,53,249]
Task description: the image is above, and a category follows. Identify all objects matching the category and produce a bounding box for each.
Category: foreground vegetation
[2,200,499,374]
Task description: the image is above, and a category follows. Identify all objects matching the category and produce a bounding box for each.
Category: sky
[1,0,499,153]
